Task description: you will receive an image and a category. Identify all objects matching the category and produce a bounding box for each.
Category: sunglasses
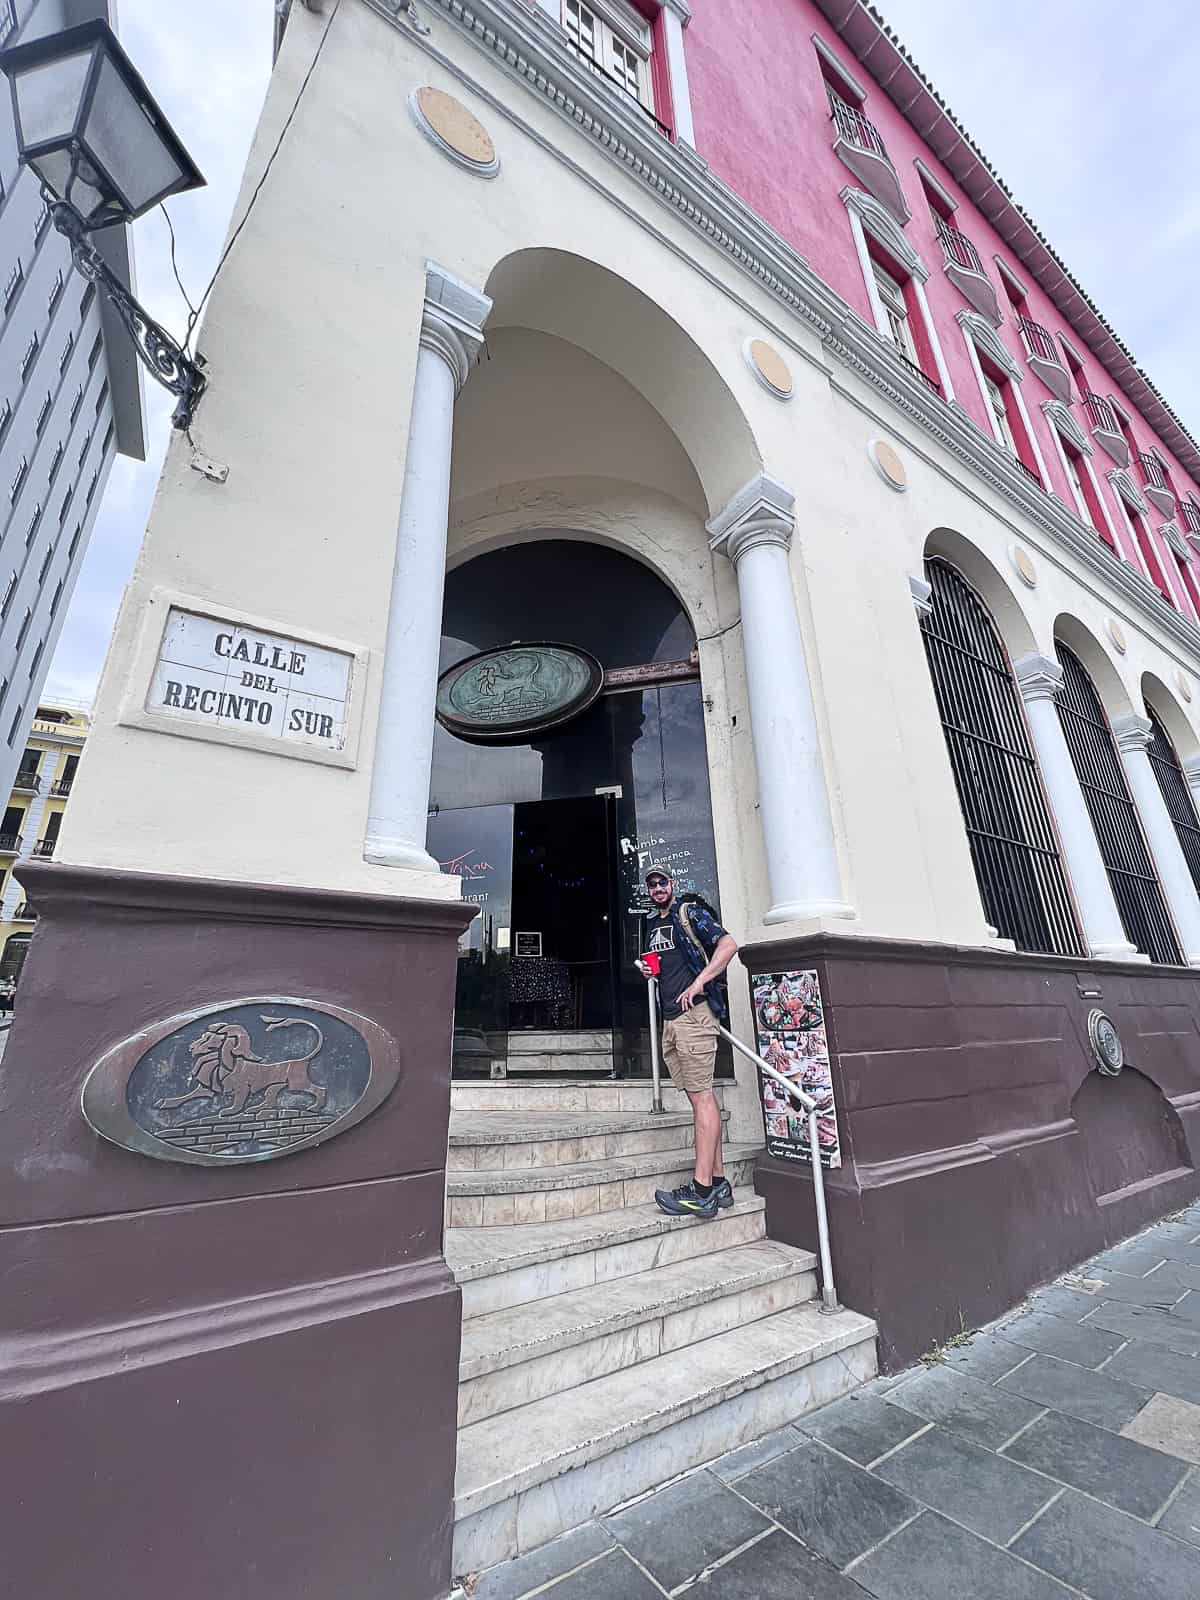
[646,878,670,888]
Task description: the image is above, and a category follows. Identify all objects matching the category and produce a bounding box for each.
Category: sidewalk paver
[455,1203,1200,1599]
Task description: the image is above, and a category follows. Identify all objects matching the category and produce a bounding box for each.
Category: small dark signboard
[513,931,543,958]
[751,970,841,1169]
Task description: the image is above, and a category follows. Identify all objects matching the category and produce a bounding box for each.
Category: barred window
[1145,707,1200,896]
[920,559,1082,955]
[1055,645,1182,963]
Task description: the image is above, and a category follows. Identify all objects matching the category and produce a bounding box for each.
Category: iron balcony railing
[50,777,73,798]
[1083,391,1120,435]
[12,770,40,793]
[1182,500,1200,536]
[14,903,37,921]
[1138,452,1169,492]
[31,837,55,858]
[1014,458,1042,488]
[935,215,986,276]
[895,348,940,395]
[565,44,672,136]
[0,833,21,853]
[828,90,890,161]
[1017,315,1059,365]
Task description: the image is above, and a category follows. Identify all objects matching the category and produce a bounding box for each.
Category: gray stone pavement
[455,1199,1200,1599]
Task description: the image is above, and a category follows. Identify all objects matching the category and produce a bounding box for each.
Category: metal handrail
[640,975,839,1312]
[713,1021,840,1313]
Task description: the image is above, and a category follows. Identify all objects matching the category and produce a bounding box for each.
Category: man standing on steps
[637,864,739,1221]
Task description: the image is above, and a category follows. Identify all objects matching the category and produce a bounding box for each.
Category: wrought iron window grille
[920,559,1082,957]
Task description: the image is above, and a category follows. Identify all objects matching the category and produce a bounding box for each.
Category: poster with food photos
[752,970,841,1169]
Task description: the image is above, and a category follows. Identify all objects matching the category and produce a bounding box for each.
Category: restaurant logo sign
[81,998,401,1165]
[436,643,603,742]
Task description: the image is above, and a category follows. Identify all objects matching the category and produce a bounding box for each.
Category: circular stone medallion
[1107,618,1127,654]
[1175,668,1194,704]
[1011,545,1037,588]
[868,438,907,492]
[1087,1009,1124,1078]
[744,338,794,400]
[410,86,499,176]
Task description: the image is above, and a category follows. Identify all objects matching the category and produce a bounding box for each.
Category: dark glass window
[1146,707,1200,896]
[919,559,1081,955]
[1055,644,1181,963]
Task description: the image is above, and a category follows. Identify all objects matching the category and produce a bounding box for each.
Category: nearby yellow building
[0,701,90,982]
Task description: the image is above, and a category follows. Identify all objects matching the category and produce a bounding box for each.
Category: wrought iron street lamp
[0,19,207,429]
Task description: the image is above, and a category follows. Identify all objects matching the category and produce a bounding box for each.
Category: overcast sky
[43,0,1200,701]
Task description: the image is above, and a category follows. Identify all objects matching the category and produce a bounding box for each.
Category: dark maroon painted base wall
[743,934,1200,1371]
[0,865,474,1600]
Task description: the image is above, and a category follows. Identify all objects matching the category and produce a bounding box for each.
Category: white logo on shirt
[647,924,675,954]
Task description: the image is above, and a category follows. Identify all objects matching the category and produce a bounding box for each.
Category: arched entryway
[428,540,725,1079]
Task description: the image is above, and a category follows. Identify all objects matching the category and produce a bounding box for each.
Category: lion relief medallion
[81,998,401,1165]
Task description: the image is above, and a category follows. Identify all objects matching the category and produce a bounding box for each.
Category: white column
[660,0,696,149]
[847,207,890,339]
[364,265,491,872]
[1112,713,1200,964]
[708,476,853,925]
[1014,653,1143,961]
[911,277,955,402]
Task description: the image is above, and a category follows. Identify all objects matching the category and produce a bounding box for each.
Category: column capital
[420,262,492,394]
[909,574,933,618]
[707,473,795,564]
[1111,712,1154,754]
[1014,652,1064,704]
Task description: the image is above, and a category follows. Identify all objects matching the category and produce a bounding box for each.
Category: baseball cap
[644,863,672,883]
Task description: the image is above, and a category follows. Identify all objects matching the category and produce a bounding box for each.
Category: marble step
[459,1240,817,1426]
[451,1080,730,1113]
[445,1145,760,1228]
[507,1031,614,1053]
[448,1109,716,1169]
[453,1300,878,1573]
[447,1188,768,1318]
[502,1053,613,1074]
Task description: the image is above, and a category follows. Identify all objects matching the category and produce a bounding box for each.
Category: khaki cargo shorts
[661,1001,718,1094]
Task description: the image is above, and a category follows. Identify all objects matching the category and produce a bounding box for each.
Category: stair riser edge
[452,1335,878,1573]
[459,1269,817,1426]
[448,1123,700,1170]
[446,1157,758,1224]
[459,1208,768,1319]
[451,1085,730,1112]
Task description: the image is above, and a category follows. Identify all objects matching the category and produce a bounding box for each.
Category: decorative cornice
[707,474,795,564]
[419,262,491,391]
[841,185,926,282]
[1111,712,1153,754]
[1108,468,1149,517]
[1014,652,1064,704]
[957,310,1021,382]
[909,574,933,617]
[373,0,1200,667]
[1041,400,1091,457]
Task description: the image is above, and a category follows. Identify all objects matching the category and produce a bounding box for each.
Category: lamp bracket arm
[49,199,208,432]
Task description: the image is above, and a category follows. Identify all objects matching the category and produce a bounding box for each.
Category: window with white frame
[872,263,916,363]
[984,374,1017,456]
[562,1,654,115]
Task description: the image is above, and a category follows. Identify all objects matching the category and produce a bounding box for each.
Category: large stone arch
[1142,672,1200,766]
[923,528,1039,661]
[482,248,762,517]
[1052,614,1136,722]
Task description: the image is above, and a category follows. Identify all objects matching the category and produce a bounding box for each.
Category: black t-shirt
[646,916,696,1019]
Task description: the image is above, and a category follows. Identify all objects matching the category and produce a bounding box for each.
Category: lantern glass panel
[11,48,91,151]
[82,52,186,218]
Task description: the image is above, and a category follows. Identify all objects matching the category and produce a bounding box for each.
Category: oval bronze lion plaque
[435,643,603,743]
[81,998,401,1165]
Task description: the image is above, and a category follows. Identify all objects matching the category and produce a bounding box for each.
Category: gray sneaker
[712,1177,734,1209]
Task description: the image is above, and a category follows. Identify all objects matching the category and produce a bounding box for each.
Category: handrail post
[714,1020,841,1313]
[646,975,664,1114]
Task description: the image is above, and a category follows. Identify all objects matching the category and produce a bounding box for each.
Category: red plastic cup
[641,951,661,977]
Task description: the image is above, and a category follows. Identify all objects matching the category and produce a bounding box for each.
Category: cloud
[45,0,273,703]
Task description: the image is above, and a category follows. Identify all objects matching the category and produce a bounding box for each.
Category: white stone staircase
[446,1078,878,1576]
